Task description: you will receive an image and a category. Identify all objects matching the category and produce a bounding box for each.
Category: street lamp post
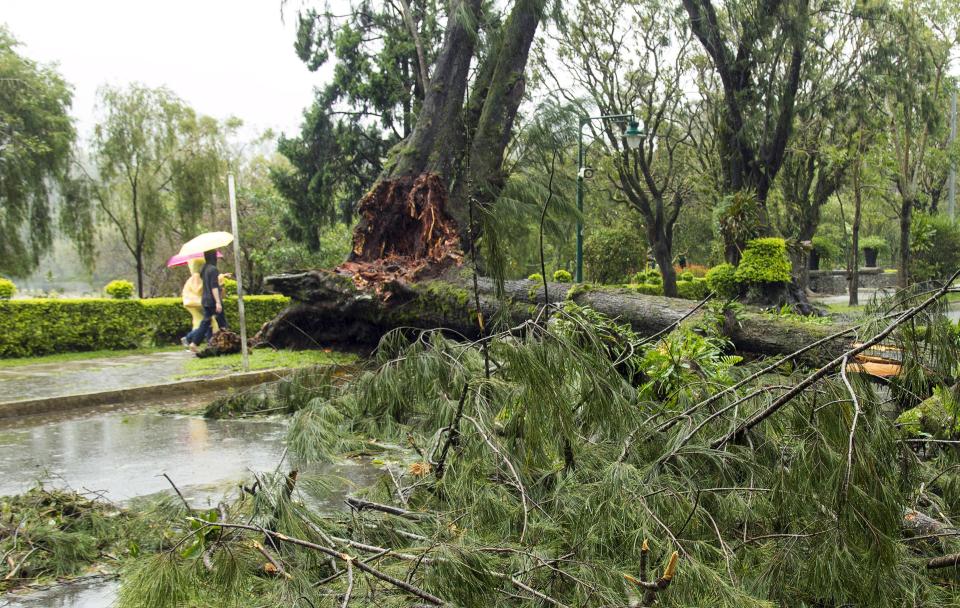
[575,115,643,282]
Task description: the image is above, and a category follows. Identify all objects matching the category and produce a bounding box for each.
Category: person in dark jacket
[184,250,228,352]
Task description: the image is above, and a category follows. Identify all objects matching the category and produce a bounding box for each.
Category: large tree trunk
[386,0,482,182]
[256,270,851,364]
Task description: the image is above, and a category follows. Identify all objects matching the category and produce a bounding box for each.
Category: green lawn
[0,346,180,368]
[180,348,357,378]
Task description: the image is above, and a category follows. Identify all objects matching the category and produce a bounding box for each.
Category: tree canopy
[0,27,78,277]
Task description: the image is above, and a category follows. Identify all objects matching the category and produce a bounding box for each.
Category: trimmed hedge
[706,263,738,299]
[734,238,791,285]
[0,295,289,358]
[625,283,664,296]
[0,278,15,300]
[677,278,710,300]
[104,279,135,299]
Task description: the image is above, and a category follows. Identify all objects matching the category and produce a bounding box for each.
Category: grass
[0,346,180,368]
[180,348,357,378]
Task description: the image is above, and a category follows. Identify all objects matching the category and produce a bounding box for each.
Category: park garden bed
[0,296,288,358]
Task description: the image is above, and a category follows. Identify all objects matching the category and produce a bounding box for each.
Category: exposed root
[340,173,462,296]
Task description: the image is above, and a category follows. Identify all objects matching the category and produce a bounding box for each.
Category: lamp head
[624,119,643,150]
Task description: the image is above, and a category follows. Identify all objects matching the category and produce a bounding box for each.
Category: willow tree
[0,27,81,277]
[83,85,224,297]
[541,0,696,296]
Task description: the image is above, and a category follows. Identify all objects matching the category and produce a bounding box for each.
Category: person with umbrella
[169,231,235,353]
[183,249,228,352]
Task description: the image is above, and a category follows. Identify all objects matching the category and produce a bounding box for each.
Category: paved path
[0,351,193,403]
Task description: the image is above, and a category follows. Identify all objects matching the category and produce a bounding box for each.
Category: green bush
[910,213,960,283]
[706,263,739,299]
[0,295,290,358]
[676,278,710,301]
[222,277,238,296]
[527,273,543,282]
[552,269,573,283]
[679,270,695,282]
[584,225,645,284]
[626,283,663,296]
[632,269,662,285]
[811,236,841,267]
[0,278,15,300]
[858,235,889,253]
[104,280,135,299]
[734,238,792,285]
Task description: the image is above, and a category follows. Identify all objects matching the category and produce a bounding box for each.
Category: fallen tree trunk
[256,270,851,363]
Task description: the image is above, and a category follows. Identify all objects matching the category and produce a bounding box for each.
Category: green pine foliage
[104,279,135,299]
[0,295,288,357]
[734,238,792,285]
[0,278,15,299]
[111,288,960,607]
[705,263,738,298]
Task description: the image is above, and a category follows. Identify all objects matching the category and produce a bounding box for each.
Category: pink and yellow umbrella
[166,231,234,268]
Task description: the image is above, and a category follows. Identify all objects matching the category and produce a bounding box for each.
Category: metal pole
[949,89,957,221]
[227,174,249,372]
[573,113,633,283]
[575,119,585,283]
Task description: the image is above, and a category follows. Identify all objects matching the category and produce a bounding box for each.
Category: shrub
[679,270,695,282]
[677,278,710,300]
[0,278,15,300]
[222,277,238,296]
[632,269,663,285]
[706,263,739,299]
[527,273,543,282]
[0,296,290,358]
[734,238,792,285]
[811,236,841,267]
[104,280,135,299]
[858,236,889,253]
[584,225,646,284]
[552,269,573,283]
[626,283,663,296]
[910,213,960,283]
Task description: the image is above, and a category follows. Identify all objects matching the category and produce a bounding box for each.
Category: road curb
[0,368,295,419]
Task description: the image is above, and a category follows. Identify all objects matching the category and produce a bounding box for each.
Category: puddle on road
[0,397,382,607]
[0,407,288,502]
[1,578,117,608]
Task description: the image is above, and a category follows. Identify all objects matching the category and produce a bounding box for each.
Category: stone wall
[808,268,899,295]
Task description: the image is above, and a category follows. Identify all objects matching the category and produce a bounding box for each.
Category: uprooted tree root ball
[338,173,463,294]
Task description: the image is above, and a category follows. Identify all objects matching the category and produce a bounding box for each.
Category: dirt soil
[338,173,462,297]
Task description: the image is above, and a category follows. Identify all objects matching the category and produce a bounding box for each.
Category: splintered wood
[846,342,903,378]
[339,173,462,296]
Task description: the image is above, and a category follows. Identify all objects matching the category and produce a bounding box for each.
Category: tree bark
[257,270,851,364]
[385,0,483,182]
[898,196,912,288]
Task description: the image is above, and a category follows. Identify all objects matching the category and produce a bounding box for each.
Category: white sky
[2,0,332,139]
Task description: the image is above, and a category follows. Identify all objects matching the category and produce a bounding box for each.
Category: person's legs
[189,306,217,347]
[214,309,228,332]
